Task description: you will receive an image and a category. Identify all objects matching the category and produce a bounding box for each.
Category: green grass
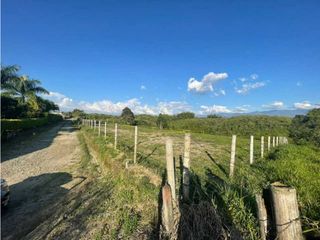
[78,128,160,239]
[83,123,320,239]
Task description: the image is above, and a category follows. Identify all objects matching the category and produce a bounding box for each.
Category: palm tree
[4,75,49,103]
[1,65,20,85]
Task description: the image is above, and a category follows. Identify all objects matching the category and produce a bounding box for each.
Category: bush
[168,115,291,136]
[1,114,63,135]
[289,108,320,147]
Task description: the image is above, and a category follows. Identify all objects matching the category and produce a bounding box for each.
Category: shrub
[1,114,63,135]
[289,108,320,147]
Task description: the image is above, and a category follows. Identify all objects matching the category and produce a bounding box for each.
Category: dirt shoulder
[1,120,83,240]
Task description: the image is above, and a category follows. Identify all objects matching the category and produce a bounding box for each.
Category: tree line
[1,65,59,118]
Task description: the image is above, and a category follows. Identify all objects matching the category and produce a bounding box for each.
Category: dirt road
[1,120,83,240]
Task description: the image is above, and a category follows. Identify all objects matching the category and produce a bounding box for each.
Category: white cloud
[46,92,74,108]
[44,91,192,115]
[199,105,232,114]
[234,106,249,113]
[188,72,228,93]
[239,77,247,82]
[140,85,146,90]
[294,101,314,110]
[250,73,259,80]
[213,89,226,97]
[262,101,284,110]
[235,81,266,95]
[157,101,191,115]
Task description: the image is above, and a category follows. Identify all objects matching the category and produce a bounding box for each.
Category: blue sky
[2,0,320,115]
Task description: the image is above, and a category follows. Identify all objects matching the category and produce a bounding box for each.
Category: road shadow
[1,120,77,163]
[1,172,81,240]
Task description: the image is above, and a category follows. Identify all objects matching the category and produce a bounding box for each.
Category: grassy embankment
[91,122,320,239]
[75,127,161,239]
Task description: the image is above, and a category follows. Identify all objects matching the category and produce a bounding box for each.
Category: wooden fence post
[261,136,264,158]
[98,121,101,136]
[114,123,118,150]
[229,135,237,178]
[270,182,303,240]
[255,194,268,240]
[133,126,138,164]
[166,138,176,201]
[183,133,191,201]
[162,183,174,234]
[268,136,271,151]
[250,135,254,164]
[104,122,107,139]
[273,136,275,147]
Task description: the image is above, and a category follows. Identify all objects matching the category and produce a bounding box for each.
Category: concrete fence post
[270,182,303,240]
[268,136,271,151]
[94,120,96,131]
[166,138,176,201]
[229,135,237,178]
[273,136,275,147]
[133,126,138,164]
[98,121,101,136]
[250,135,254,164]
[276,136,279,146]
[114,123,118,150]
[261,136,264,158]
[183,133,191,201]
[104,122,107,139]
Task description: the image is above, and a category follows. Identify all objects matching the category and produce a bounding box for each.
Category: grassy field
[82,122,320,239]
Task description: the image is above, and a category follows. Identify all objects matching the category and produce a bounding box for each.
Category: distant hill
[218,109,308,118]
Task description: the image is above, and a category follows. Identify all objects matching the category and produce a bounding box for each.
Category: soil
[1,120,84,240]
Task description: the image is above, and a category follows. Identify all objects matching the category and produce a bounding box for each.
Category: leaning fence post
[229,135,237,178]
[270,182,303,240]
[183,133,191,201]
[98,121,101,136]
[114,123,118,150]
[268,136,271,151]
[133,126,138,164]
[261,136,264,158]
[162,183,174,234]
[166,138,176,201]
[250,135,254,164]
[104,122,107,139]
[255,194,268,240]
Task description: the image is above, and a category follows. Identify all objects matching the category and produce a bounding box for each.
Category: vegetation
[75,128,160,239]
[289,108,320,147]
[168,115,291,136]
[84,110,319,239]
[1,65,58,118]
[176,111,195,119]
[121,107,136,125]
[1,114,63,136]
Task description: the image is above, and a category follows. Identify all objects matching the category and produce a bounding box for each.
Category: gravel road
[1,120,82,240]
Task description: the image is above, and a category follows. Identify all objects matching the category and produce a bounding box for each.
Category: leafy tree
[71,109,86,118]
[156,114,170,129]
[1,65,20,85]
[3,75,49,103]
[289,108,320,147]
[176,112,195,119]
[0,95,27,118]
[121,107,135,125]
